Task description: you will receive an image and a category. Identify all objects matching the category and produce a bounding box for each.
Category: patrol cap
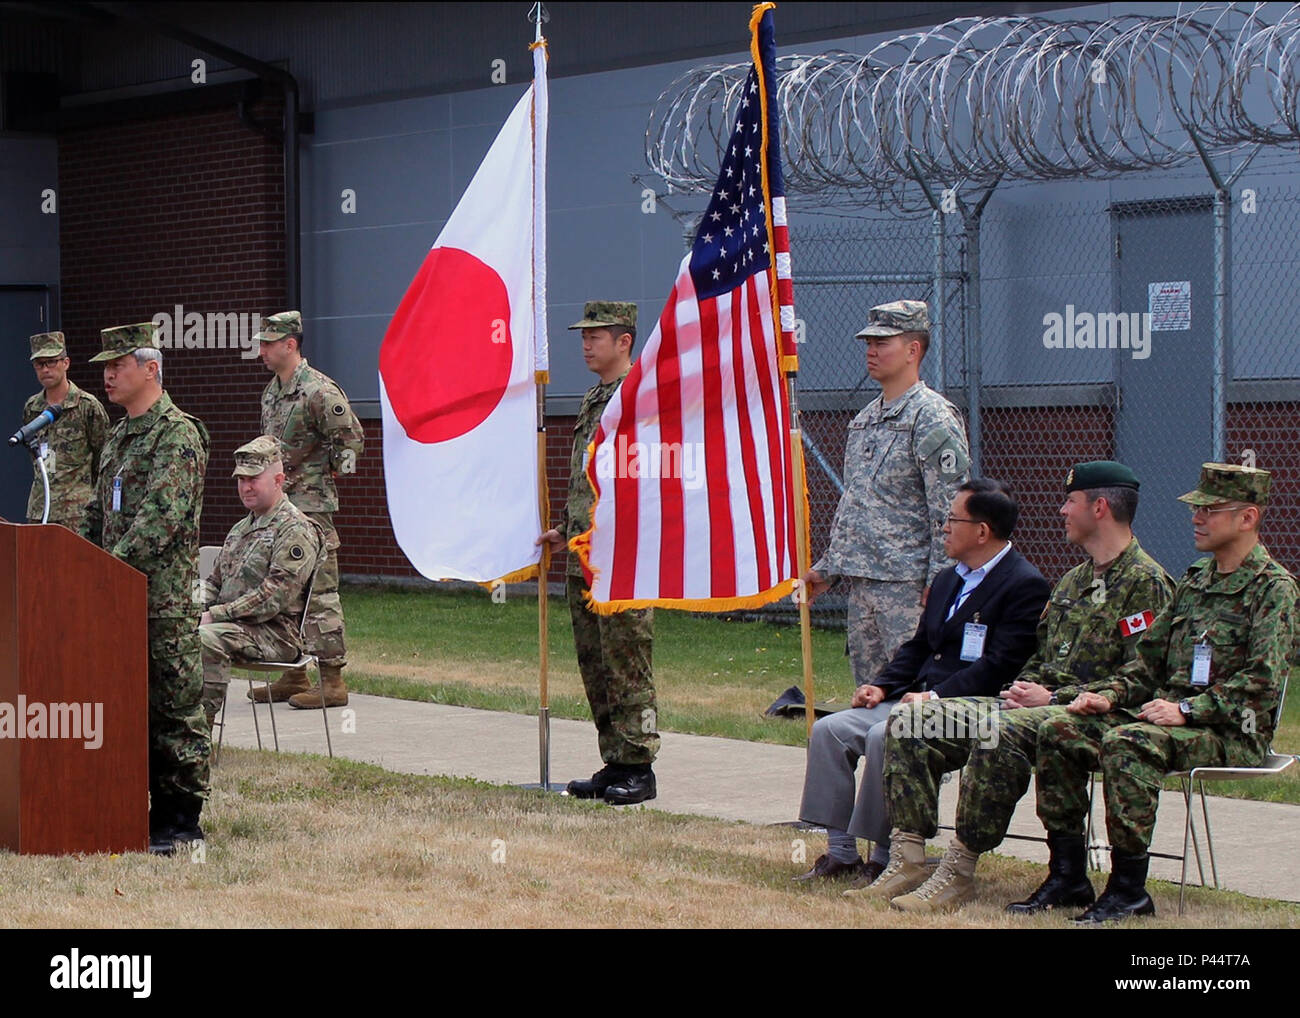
[1065,460,1140,493]
[568,301,637,331]
[1177,462,1271,507]
[253,311,302,342]
[90,322,159,363]
[30,332,67,361]
[232,435,283,477]
[855,299,930,339]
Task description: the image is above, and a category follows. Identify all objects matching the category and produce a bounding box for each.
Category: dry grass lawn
[1,749,1296,929]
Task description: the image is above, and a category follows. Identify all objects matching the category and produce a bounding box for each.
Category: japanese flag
[379,45,548,582]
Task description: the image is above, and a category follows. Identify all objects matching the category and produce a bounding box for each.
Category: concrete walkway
[214,690,1300,904]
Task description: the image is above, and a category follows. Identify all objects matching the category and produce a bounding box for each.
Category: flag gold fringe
[580,578,798,615]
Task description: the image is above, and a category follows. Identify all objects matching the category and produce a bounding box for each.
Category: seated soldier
[199,436,323,728]
[1029,462,1296,923]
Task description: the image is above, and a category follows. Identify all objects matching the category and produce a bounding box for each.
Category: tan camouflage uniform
[22,332,110,530]
[80,323,211,807]
[1036,465,1297,856]
[258,312,364,683]
[199,436,323,726]
[563,301,658,766]
[813,301,970,685]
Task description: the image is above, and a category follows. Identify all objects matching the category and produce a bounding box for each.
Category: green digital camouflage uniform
[80,324,211,806]
[199,437,324,725]
[563,301,658,766]
[884,535,1173,851]
[813,301,970,685]
[259,316,364,671]
[23,332,110,530]
[1036,466,1297,856]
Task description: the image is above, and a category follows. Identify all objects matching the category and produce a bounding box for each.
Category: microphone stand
[24,435,51,525]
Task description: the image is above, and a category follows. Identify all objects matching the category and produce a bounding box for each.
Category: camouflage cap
[855,299,931,338]
[253,311,302,342]
[232,435,283,478]
[1066,460,1140,493]
[29,332,67,361]
[90,322,159,363]
[1177,462,1271,507]
[568,301,637,331]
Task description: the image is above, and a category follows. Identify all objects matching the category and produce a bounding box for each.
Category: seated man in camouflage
[1029,462,1296,923]
[875,461,1172,914]
[199,436,323,728]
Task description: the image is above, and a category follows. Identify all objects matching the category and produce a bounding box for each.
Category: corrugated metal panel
[4,1,1081,110]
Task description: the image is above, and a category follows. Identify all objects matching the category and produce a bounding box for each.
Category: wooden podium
[0,521,148,854]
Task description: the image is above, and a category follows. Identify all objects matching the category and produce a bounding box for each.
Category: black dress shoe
[566,764,624,799]
[793,854,871,883]
[603,767,656,805]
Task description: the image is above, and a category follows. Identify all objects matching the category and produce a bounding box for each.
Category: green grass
[342,584,1300,802]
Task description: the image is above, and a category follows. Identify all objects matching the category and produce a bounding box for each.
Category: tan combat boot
[891,837,980,914]
[843,830,929,900]
[247,667,312,703]
[289,665,349,710]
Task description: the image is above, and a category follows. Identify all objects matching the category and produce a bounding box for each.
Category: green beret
[1065,460,1140,493]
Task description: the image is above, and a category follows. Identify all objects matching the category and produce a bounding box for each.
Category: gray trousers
[798,700,899,843]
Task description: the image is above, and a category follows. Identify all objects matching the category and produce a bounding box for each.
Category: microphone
[9,405,63,447]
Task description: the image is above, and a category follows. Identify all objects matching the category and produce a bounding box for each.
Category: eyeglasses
[1189,503,1246,517]
[945,515,982,526]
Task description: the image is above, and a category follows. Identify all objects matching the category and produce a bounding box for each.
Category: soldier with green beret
[868,461,1173,913]
[198,435,323,729]
[80,322,211,855]
[21,331,110,530]
[538,300,659,805]
[1028,462,1296,922]
[256,311,365,710]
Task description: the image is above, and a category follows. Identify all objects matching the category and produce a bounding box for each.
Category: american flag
[572,5,802,611]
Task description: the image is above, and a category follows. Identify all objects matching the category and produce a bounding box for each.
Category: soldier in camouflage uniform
[539,301,658,805]
[871,462,1174,913]
[198,436,323,728]
[803,300,970,686]
[22,331,109,530]
[256,311,365,710]
[1031,463,1296,923]
[79,323,210,855]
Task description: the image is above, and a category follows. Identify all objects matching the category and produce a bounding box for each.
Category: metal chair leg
[248,678,264,751]
[1180,777,1193,915]
[319,663,334,759]
[214,687,228,767]
[1197,778,1219,889]
[266,680,280,752]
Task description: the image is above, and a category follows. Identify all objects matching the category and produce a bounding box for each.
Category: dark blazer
[873,546,1050,700]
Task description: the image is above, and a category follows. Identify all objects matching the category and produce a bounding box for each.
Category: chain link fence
[781,182,1300,622]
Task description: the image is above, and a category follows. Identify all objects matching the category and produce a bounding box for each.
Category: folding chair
[208,549,334,762]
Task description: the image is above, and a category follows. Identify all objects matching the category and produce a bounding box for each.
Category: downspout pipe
[94,2,301,310]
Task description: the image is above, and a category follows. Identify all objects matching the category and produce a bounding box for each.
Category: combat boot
[603,764,656,805]
[289,665,349,710]
[152,794,206,858]
[1007,832,1095,914]
[1071,850,1155,924]
[148,792,177,855]
[248,667,312,703]
[566,764,625,799]
[843,830,928,900]
[891,837,979,913]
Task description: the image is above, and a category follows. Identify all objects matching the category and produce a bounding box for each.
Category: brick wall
[58,99,285,548]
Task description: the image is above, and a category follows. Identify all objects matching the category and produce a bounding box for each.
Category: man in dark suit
[793,479,1050,888]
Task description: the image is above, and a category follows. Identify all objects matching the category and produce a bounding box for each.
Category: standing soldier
[1030,463,1297,923]
[22,331,109,529]
[539,301,659,805]
[80,323,210,855]
[256,311,364,710]
[198,436,323,729]
[799,298,969,876]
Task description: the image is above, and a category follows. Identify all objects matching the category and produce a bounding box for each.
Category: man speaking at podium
[80,322,211,856]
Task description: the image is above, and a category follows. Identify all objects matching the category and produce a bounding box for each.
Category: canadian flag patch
[1119,610,1155,637]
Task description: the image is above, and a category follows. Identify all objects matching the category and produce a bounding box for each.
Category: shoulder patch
[290,545,305,560]
[331,403,346,416]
